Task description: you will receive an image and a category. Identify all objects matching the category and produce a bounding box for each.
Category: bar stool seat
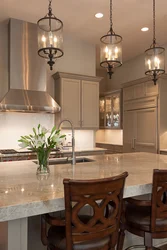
[48,225,110,250]
[125,203,167,232]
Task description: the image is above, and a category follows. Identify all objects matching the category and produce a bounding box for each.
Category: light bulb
[108,50,112,60]
[54,36,58,47]
[41,35,46,47]
[105,46,109,59]
[154,57,160,69]
[49,31,53,46]
[147,59,151,70]
[115,47,118,58]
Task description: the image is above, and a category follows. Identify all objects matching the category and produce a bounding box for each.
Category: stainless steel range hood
[0,18,61,113]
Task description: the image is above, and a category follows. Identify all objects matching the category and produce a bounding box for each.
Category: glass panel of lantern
[145,46,165,77]
[38,16,63,59]
[100,34,122,69]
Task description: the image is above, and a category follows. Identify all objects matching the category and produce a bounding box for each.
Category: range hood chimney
[0,18,61,113]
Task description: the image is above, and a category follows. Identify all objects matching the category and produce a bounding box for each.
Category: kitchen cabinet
[53,72,101,129]
[99,89,122,129]
[123,80,158,101]
[123,77,167,153]
[123,108,157,153]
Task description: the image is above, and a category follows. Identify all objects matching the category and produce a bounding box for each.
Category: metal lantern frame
[100,0,122,79]
[37,0,64,70]
[144,0,165,85]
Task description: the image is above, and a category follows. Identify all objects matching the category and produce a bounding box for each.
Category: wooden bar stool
[117,169,167,250]
[41,172,128,250]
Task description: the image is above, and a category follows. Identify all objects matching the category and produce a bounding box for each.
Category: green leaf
[51,126,56,135]
[33,127,37,136]
[60,135,66,138]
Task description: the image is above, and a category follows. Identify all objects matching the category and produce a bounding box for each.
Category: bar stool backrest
[63,172,128,250]
[151,169,167,232]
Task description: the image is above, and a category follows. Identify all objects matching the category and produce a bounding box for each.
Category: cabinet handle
[131,138,135,149]
[131,139,134,149]
[134,138,136,149]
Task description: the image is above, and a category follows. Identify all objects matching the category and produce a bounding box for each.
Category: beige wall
[96,69,107,93]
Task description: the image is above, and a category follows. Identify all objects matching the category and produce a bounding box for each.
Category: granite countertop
[160,149,167,153]
[0,152,167,222]
[0,147,106,157]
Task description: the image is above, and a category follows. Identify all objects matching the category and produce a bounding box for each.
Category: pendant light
[145,0,165,85]
[37,0,64,70]
[100,0,122,79]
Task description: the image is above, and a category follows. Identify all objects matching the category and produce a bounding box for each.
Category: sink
[33,157,95,165]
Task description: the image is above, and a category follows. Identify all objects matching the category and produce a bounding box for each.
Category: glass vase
[36,149,50,175]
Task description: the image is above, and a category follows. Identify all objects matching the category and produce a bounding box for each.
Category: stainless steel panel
[0,89,60,113]
[10,19,46,91]
[0,21,9,101]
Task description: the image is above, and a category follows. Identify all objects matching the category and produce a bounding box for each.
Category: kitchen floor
[160,245,167,250]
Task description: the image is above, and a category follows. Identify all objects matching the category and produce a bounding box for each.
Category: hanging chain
[48,0,52,15]
[153,0,156,45]
[110,0,114,33]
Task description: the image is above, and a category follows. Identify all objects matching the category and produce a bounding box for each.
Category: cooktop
[0,149,17,154]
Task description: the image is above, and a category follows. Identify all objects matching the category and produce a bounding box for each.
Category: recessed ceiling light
[95,13,104,19]
[141,27,149,32]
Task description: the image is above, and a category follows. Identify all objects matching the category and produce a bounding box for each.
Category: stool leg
[117,203,126,250]
[109,231,118,250]
[117,226,125,250]
[144,232,153,250]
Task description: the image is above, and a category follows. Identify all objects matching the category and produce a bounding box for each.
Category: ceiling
[1,0,167,66]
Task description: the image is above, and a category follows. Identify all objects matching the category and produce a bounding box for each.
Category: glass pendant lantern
[37,0,64,70]
[100,0,122,79]
[145,0,165,85]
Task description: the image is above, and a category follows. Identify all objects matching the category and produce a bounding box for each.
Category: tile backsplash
[0,113,54,149]
[96,129,123,145]
[0,113,95,149]
[62,130,95,149]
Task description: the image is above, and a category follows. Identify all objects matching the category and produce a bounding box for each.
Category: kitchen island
[1,152,167,250]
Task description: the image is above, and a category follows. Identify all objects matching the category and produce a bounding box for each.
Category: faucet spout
[58,119,76,165]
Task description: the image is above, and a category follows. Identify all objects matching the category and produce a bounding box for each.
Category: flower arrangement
[18,124,65,174]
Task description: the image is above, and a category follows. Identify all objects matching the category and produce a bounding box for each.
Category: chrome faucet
[58,119,76,165]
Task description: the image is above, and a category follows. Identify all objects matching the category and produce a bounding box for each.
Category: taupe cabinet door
[61,78,81,128]
[134,108,157,153]
[82,81,99,128]
[123,108,157,153]
[123,110,135,153]
[61,78,99,129]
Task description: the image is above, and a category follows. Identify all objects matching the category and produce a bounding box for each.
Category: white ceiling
[1,0,167,65]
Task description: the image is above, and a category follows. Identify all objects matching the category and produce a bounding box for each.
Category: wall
[96,69,107,94]
[0,21,96,149]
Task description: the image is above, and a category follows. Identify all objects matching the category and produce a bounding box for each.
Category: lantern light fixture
[145,0,165,85]
[37,0,64,70]
[100,0,122,79]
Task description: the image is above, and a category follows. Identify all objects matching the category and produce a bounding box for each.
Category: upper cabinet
[99,89,122,129]
[53,72,101,129]
[123,80,158,101]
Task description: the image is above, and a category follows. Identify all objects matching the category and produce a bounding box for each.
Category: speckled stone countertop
[0,152,167,222]
[0,147,106,158]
